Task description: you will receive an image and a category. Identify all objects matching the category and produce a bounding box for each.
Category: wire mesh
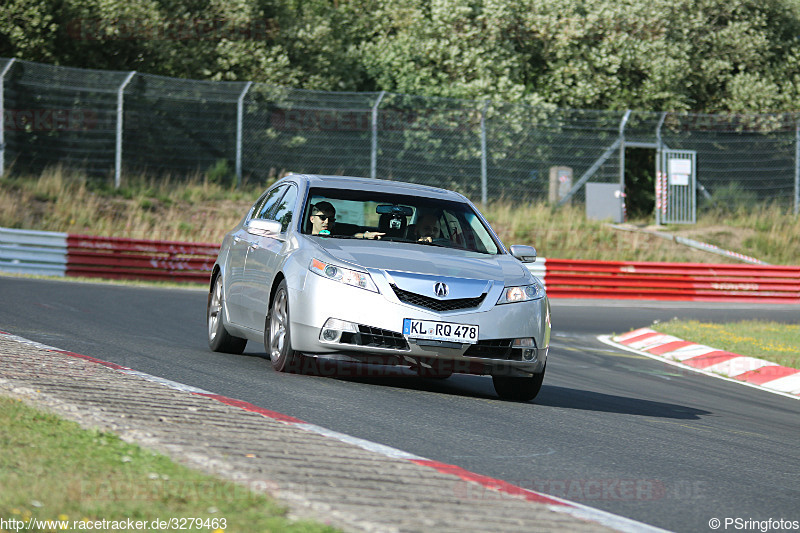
[242,85,379,181]
[2,60,131,176]
[1,57,798,212]
[486,105,625,203]
[375,92,483,195]
[662,113,797,209]
[123,73,248,177]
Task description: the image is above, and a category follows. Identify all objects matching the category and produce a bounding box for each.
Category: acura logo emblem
[434,282,449,297]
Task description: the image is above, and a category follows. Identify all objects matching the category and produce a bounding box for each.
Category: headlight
[309,258,378,292]
[497,280,545,304]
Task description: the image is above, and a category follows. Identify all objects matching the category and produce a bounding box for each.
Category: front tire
[492,364,546,402]
[265,280,300,372]
[207,275,247,354]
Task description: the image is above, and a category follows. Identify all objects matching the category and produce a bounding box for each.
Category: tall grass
[0,167,260,243]
[2,168,798,264]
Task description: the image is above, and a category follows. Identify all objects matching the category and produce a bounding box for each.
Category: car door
[227,186,288,326]
[240,183,298,331]
[225,228,251,326]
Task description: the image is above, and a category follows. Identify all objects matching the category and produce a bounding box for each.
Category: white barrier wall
[0,227,68,277]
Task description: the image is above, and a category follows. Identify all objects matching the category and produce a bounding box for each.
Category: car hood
[311,238,530,286]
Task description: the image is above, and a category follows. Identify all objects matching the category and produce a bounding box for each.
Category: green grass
[0,396,338,533]
[649,320,800,369]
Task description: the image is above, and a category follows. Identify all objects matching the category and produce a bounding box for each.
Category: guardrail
[1,227,217,283]
[537,258,800,303]
[66,234,218,283]
[2,227,798,302]
[0,227,68,277]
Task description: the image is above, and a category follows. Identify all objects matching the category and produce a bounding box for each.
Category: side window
[442,211,463,243]
[253,186,287,221]
[270,185,297,232]
[248,194,267,221]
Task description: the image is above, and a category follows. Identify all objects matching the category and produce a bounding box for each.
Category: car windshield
[302,187,501,255]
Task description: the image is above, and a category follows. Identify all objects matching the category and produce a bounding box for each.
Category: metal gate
[656,150,697,224]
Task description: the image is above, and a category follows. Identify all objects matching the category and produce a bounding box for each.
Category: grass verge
[0,396,337,533]
[649,320,800,369]
[0,270,208,291]
[2,167,799,264]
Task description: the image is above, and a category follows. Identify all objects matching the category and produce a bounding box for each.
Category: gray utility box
[585,183,625,223]
[549,166,573,204]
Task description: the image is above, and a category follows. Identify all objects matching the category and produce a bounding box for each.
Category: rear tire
[492,364,546,402]
[207,275,247,354]
[265,280,300,372]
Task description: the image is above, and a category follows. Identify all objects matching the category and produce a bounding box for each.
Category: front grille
[391,284,486,312]
[464,339,514,360]
[340,325,409,350]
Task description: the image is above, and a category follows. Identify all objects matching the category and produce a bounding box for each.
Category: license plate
[402,319,478,344]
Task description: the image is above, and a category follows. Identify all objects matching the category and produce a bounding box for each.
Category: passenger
[413,211,442,242]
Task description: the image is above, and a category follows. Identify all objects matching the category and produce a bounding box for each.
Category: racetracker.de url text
[0,517,227,531]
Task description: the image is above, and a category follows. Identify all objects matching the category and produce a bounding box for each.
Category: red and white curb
[0,330,665,533]
[600,328,800,399]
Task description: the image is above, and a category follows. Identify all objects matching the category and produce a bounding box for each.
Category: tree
[359,0,544,105]
[2,0,799,113]
[358,0,800,112]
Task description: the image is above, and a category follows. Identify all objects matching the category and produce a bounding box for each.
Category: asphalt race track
[1,276,798,532]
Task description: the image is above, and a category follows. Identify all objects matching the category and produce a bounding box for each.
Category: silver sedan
[207,175,551,401]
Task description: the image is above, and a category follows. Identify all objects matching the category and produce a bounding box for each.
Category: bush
[700,182,758,214]
[206,159,234,187]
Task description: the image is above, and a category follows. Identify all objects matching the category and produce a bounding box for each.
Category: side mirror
[509,244,537,263]
[246,219,283,236]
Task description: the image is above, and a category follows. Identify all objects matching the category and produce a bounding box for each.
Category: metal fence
[2,57,799,214]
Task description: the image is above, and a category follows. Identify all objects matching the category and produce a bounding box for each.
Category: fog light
[320,318,358,343]
[511,338,537,362]
[322,329,340,342]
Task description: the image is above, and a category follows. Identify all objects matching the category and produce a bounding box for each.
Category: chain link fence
[2,57,798,215]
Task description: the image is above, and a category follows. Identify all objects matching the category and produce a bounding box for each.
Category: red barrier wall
[61,233,800,303]
[542,259,800,303]
[66,234,218,283]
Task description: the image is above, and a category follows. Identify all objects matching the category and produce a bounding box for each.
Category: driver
[309,201,384,239]
[309,201,336,235]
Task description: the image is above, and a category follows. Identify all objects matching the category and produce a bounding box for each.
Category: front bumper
[288,271,550,376]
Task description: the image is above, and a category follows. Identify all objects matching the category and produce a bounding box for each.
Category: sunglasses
[313,214,334,221]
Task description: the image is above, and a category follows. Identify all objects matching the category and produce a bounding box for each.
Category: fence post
[618,110,631,221]
[235,81,253,187]
[480,100,490,204]
[115,71,136,189]
[371,91,386,180]
[795,118,799,216]
[619,110,631,188]
[655,112,667,225]
[0,58,17,177]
